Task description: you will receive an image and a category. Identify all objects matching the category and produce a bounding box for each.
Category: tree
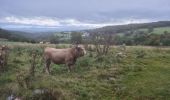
[49,35,60,44]
[71,32,82,44]
[164,30,168,34]
[92,33,113,56]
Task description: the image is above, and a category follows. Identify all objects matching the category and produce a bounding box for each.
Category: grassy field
[138,27,170,34]
[0,42,170,100]
[153,27,170,34]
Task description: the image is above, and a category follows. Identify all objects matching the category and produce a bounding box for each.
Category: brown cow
[0,45,9,71]
[44,46,86,74]
[0,52,4,71]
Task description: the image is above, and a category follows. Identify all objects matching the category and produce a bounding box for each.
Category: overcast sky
[0,0,170,31]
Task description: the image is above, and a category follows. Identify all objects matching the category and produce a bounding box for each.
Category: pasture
[138,26,170,34]
[0,42,170,100]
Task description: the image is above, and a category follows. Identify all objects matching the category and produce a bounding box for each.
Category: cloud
[0,0,169,32]
[1,16,60,26]
[0,0,170,25]
[0,16,152,29]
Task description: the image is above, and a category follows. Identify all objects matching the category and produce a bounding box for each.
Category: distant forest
[0,28,35,43]
[0,21,170,46]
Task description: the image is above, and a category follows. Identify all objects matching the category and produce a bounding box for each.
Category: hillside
[87,21,170,34]
[0,28,34,42]
[85,21,170,46]
[1,21,170,45]
[138,26,170,34]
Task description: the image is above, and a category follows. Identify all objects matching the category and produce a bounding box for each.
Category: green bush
[135,49,147,58]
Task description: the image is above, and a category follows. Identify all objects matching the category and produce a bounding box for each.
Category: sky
[0,0,170,32]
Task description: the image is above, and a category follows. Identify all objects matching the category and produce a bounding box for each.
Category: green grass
[153,27,170,34]
[0,43,170,99]
[138,27,170,34]
[118,48,170,100]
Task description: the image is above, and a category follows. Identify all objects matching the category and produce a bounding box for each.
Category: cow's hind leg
[45,59,51,74]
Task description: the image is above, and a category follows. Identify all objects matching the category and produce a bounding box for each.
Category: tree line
[0,28,35,43]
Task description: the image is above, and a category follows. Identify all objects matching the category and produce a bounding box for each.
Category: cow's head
[73,45,86,57]
[0,45,8,51]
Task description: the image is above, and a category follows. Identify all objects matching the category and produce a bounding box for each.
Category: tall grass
[0,43,170,99]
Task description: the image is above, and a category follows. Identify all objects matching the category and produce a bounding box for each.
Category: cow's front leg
[66,63,71,72]
[68,65,71,72]
[66,58,76,72]
[66,63,74,72]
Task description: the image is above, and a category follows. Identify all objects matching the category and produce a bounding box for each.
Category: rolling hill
[0,28,33,42]
[87,21,170,34]
[1,21,170,44]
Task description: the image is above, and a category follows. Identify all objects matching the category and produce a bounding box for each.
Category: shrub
[95,53,117,68]
[135,49,146,58]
